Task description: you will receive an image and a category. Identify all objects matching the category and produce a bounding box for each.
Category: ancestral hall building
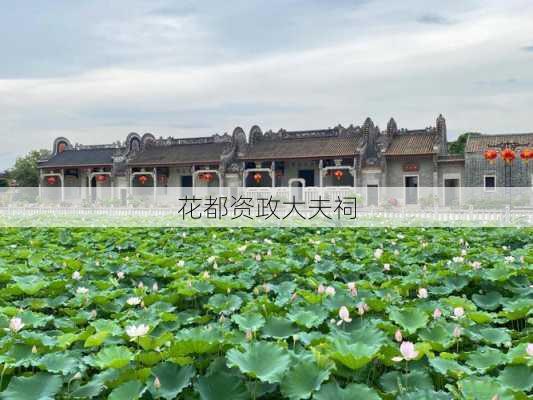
[38,115,533,206]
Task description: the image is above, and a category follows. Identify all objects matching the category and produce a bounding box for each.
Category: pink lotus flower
[394,329,403,343]
[433,308,442,319]
[526,343,533,357]
[453,307,465,319]
[357,302,369,316]
[347,282,357,296]
[392,341,419,362]
[337,306,352,325]
[417,288,428,299]
[9,317,24,333]
[317,284,325,294]
[325,286,336,297]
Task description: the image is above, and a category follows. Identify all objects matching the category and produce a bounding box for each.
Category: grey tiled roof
[385,132,438,156]
[241,133,365,160]
[465,133,533,152]
[38,148,118,168]
[128,142,230,165]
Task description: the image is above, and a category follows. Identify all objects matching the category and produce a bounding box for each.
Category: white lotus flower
[255,254,262,262]
[72,271,81,280]
[76,287,89,295]
[317,284,325,294]
[152,283,158,292]
[127,297,141,306]
[417,288,428,299]
[461,249,467,256]
[394,329,403,343]
[177,260,185,267]
[32,345,38,354]
[314,254,322,263]
[470,261,481,270]
[238,245,247,253]
[374,248,383,259]
[394,250,400,256]
[433,308,442,319]
[207,256,216,264]
[357,302,369,316]
[116,271,125,279]
[452,256,464,263]
[392,341,419,362]
[337,306,352,325]
[453,307,465,319]
[383,263,391,271]
[504,256,515,263]
[325,286,336,297]
[453,326,462,338]
[154,376,161,390]
[264,239,273,244]
[9,317,24,333]
[526,343,533,357]
[126,324,149,340]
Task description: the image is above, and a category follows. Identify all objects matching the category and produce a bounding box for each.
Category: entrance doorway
[181,175,193,197]
[367,185,379,206]
[404,176,418,205]
[298,170,314,187]
[444,178,460,207]
[289,178,305,202]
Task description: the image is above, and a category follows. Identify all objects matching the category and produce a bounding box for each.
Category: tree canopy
[7,149,50,186]
[448,132,476,155]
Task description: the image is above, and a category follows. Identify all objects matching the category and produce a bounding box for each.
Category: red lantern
[138,175,148,185]
[484,149,498,164]
[96,174,107,182]
[501,148,515,164]
[334,170,344,181]
[520,148,532,163]
[200,172,214,182]
[46,176,57,185]
[253,172,262,183]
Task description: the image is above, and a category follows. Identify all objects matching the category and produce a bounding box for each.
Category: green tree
[448,132,476,155]
[7,149,51,186]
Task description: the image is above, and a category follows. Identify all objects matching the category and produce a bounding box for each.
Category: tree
[7,149,51,186]
[448,132,476,155]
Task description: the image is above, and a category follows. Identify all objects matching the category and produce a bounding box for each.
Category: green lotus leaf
[287,305,328,329]
[389,307,428,334]
[38,352,80,375]
[13,275,48,295]
[84,331,110,347]
[429,357,471,377]
[498,365,533,392]
[226,341,291,383]
[207,294,242,315]
[396,390,453,400]
[261,317,299,339]
[380,370,433,394]
[500,298,532,320]
[196,371,249,400]
[329,339,379,370]
[71,369,121,399]
[0,373,63,400]
[418,324,454,351]
[108,380,143,400]
[313,382,381,400]
[458,377,515,400]
[471,291,502,311]
[466,347,507,372]
[92,346,133,369]
[149,362,195,400]
[232,313,266,332]
[468,327,512,346]
[280,357,331,400]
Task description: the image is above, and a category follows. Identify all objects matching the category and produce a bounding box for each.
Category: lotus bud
[245,330,253,341]
[433,308,442,319]
[453,326,462,338]
[138,282,144,289]
[32,345,38,354]
[374,248,383,259]
[394,329,403,343]
[526,343,533,357]
[154,376,161,390]
[9,317,24,333]
[347,282,357,296]
[73,372,82,380]
[317,284,325,294]
[152,282,158,292]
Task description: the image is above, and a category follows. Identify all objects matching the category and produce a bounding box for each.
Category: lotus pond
[0,228,531,399]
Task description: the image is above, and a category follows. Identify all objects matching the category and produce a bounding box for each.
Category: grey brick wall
[465,153,532,187]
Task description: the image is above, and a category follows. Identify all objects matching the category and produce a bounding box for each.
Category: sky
[1,0,533,170]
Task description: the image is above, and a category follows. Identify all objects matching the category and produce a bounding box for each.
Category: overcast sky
[1,0,533,169]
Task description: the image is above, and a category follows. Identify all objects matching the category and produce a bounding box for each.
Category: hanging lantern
[200,172,214,182]
[138,175,148,185]
[501,148,515,164]
[46,176,57,185]
[253,172,262,183]
[483,149,498,164]
[334,170,344,181]
[96,174,107,182]
[520,148,532,163]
